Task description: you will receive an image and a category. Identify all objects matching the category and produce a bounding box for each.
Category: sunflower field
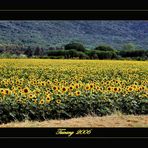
[0,59,148,124]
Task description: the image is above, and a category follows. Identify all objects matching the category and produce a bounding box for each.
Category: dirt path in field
[0,114,148,127]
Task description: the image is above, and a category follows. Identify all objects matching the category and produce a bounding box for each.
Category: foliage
[122,43,136,50]
[64,42,86,52]
[34,47,44,56]
[48,49,88,59]
[24,47,33,57]
[119,49,148,58]
[1,21,148,49]
[94,45,115,51]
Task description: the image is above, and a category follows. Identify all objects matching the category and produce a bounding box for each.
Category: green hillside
[0,20,148,49]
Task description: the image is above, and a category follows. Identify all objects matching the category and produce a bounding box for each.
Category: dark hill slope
[0,20,148,49]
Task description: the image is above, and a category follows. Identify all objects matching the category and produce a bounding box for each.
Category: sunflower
[0,89,6,96]
[74,84,79,89]
[120,81,123,84]
[113,87,119,93]
[33,99,37,104]
[54,79,58,83]
[101,81,104,85]
[90,84,94,89]
[115,80,119,84]
[106,81,110,85]
[47,80,51,85]
[46,95,51,103]
[5,89,11,95]
[0,88,4,93]
[69,85,74,91]
[9,81,13,85]
[95,86,101,91]
[118,87,122,93]
[4,83,8,87]
[17,86,22,90]
[46,88,51,92]
[135,87,140,92]
[33,80,37,85]
[107,86,112,91]
[85,84,90,91]
[132,85,137,90]
[15,80,20,85]
[23,87,30,94]
[52,86,58,91]
[71,83,74,86]
[140,86,145,90]
[134,82,138,85]
[40,81,46,86]
[56,99,61,104]
[127,86,133,92]
[75,91,81,96]
[17,99,22,104]
[61,86,67,93]
[28,93,34,99]
[30,81,34,85]
[39,99,44,105]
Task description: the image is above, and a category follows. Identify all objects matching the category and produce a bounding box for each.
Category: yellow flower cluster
[0,59,147,106]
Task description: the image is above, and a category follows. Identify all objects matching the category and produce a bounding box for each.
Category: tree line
[0,42,148,60]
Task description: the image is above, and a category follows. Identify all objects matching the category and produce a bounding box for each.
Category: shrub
[64,42,86,52]
[119,49,148,59]
[94,45,115,51]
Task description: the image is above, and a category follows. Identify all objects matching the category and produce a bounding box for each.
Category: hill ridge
[0,20,148,49]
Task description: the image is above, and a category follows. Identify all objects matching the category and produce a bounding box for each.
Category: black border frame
[0,10,148,20]
[1,0,148,10]
[0,128,148,138]
[0,10,148,145]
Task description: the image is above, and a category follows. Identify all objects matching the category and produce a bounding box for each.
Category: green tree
[24,46,33,57]
[68,49,79,58]
[119,49,148,59]
[86,50,98,59]
[0,48,3,53]
[122,43,136,50]
[94,45,115,51]
[64,42,86,52]
[34,47,44,56]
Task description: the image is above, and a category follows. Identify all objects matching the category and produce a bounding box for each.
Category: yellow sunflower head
[46,95,51,103]
[56,99,61,104]
[52,86,58,91]
[39,99,44,105]
[85,84,90,91]
[23,87,30,94]
[75,91,81,96]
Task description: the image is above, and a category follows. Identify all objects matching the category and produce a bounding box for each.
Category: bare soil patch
[0,114,148,127]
